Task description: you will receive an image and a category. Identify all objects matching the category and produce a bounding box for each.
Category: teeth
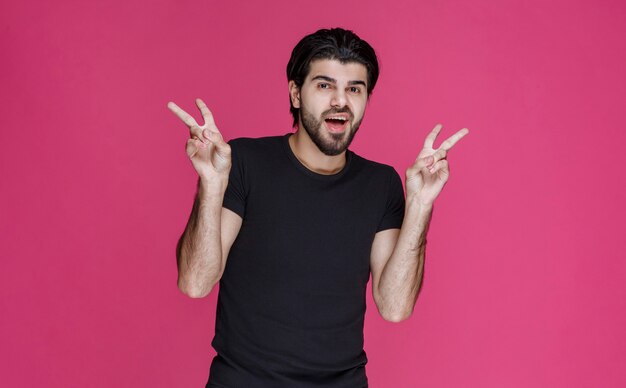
[327,117,347,121]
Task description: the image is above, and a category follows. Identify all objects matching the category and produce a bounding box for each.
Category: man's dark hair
[286,28,380,127]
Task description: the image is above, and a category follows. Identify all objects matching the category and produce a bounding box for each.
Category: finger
[429,159,449,175]
[439,128,469,151]
[431,149,447,165]
[413,154,434,170]
[190,125,207,142]
[185,138,203,159]
[195,98,217,129]
[423,123,443,149]
[205,130,231,156]
[168,101,199,128]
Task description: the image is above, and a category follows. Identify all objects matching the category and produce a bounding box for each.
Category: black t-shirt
[207,134,405,388]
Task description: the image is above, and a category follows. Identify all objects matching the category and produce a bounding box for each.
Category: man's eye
[349,87,361,93]
[318,83,330,89]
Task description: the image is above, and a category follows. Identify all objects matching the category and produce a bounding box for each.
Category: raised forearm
[376,124,467,321]
[177,177,228,298]
[377,197,433,321]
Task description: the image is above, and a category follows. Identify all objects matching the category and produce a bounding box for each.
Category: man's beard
[299,106,363,156]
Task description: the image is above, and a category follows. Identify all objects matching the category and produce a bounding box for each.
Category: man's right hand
[168,99,241,298]
[167,98,232,182]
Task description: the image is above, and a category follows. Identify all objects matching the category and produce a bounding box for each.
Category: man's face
[291,59,369,156]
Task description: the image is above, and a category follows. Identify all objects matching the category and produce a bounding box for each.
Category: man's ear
[289,80,301,109]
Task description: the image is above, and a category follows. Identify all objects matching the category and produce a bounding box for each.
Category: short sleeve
[376,167,405,232]
[222,139,246,218]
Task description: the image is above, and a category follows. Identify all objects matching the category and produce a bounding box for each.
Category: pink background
[1,0,625,387]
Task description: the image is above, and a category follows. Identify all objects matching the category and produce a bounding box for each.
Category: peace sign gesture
[406,124,469,206]
[167,98,232,181]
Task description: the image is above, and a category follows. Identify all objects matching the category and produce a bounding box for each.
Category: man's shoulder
[227,134,287,160]
[228,134,285,149]
[350,150,400,178]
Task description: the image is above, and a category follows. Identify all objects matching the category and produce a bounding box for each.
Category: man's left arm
[370,124,469,322]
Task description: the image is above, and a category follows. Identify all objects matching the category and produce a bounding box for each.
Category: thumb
[415,155,434,170]
[204,130,231,156]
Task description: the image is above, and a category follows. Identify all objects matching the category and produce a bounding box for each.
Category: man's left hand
[405,124,469,206]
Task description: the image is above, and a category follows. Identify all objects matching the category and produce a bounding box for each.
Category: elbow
[375,295,415,323]
[380,308,414,323]
[175,251,222,299]
[180,287,210,299]
[177,278,215,299]
[382,312,412,323]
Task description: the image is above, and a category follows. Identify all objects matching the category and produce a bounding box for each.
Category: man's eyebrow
[311,75,336,83]
[347,80,367,87]
[311,75,367,87]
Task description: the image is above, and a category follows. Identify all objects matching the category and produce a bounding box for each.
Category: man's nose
[330,89,347,108]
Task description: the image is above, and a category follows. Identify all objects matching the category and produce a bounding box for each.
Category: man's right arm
[168,98,242,298]
[176,179,243,298]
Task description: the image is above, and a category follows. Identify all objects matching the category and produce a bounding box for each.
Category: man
[168,28,468,388]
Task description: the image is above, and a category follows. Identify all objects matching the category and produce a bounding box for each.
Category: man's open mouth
[324,116,349,133]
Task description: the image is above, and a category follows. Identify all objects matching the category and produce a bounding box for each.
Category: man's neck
[288,129,346,175]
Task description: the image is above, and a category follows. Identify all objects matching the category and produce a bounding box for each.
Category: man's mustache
[322,107,354,120]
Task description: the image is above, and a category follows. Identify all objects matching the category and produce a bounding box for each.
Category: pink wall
[2,0,625,387]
